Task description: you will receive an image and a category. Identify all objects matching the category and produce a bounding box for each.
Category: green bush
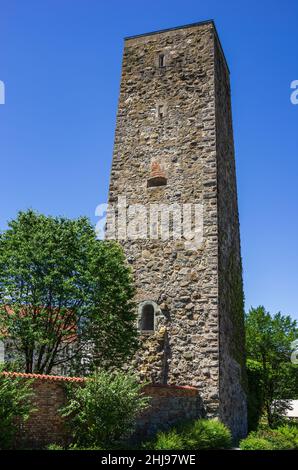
[276,424,298,449]
[0,367,34,449]
[181,419,232,450]
[240,436,274,450]
[145,429,185,450]
[259,430,293,450]
[240,424,298,450]
[143,419,232,450]
[61,370,149,448]
[47,444,64,450]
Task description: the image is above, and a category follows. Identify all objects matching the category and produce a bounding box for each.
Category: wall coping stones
[1,371,86,383]
[1,372,199,394]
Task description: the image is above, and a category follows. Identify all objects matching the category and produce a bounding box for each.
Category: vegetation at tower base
[60,370,149,448]
[239,424,298,450]
[143,419,232,450]
[0,365,34,449]
[0,210,138,374]
[246,359,264,431]
[227,252,247,391]
[245,306,298,429]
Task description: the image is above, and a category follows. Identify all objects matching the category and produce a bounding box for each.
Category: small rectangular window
[159,54,165,68]
[158,104,164,119]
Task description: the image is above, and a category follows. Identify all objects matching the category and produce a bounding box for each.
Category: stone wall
[2,372,203,448]
[135,384,204,440]
[213,34,247,439]
[107,20,247,440]
[108,20,220,414]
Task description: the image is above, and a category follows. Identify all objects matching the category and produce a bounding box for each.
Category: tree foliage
[245,306,298,428]
[246,358,264,431]
[61,370,149,447]
[0,366,34,449]
[0,210,138,374]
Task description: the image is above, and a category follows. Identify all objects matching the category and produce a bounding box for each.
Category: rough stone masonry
[107,20,247,440]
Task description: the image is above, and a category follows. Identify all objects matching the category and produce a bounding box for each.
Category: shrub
[259,430,293,450]
[143,419,232,450]
[240,425,298,450]
[275,424,298,449]
[181,419,232,450]
[47,444,63,450]
[145,430,185,450]
[61,370,149,447]
[240,436,274,450]
[0,368,34,449]
[262,428,294,450]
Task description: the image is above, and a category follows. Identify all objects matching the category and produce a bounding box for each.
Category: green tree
[246,359,264,431]
[0,210,138,374]
[245,306,298,428]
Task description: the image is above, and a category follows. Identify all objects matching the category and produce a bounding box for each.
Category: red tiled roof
[1,371,86,383]
[1,372,198,391]
[0,304,77,341]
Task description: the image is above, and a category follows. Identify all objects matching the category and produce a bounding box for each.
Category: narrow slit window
[158,104,164,119]
[140,304,155,331]
[159,53,165,68]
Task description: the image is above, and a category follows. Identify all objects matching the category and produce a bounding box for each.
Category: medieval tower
[107,20,247,439]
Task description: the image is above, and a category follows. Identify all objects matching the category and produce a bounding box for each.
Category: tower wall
[214,35,247,438]
[107,21,247,439]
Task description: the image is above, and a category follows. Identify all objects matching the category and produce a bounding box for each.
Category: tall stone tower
[107,20,247,439]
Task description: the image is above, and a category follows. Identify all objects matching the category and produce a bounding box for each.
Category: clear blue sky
[0,0,297,318]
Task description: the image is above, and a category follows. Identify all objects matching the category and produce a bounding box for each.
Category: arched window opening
[140,303,155,331]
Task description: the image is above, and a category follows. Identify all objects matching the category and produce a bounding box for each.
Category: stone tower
[107,20,247,439]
